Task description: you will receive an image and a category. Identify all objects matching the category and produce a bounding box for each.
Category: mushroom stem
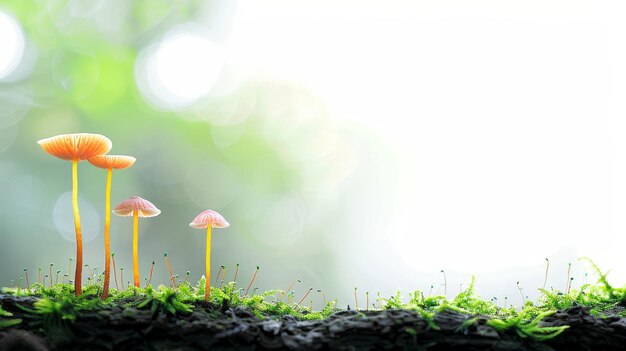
[205,225,212,302]
[102,168,113,300]
[133,209,140,288]
[71,158,84,296]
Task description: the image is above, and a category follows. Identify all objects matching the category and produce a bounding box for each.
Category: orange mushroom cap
[113,196,161,218]
[189,209,229,229]
[37,133,112,161]
[88,155,136,170]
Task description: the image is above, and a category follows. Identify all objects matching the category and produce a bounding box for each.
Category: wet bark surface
[0,294,625,351]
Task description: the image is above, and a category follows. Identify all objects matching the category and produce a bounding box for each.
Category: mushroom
[189,209,230,302]
[113,196,161,288]
[88,155,136,300]
[37,133,112,296]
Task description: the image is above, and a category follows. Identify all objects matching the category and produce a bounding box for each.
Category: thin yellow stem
[102,168,112,300]
[205,225,212,302]
[72,159,83,296]
[133,210,139,288]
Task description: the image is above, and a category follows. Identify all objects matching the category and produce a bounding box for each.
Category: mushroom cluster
[38,133,229,301]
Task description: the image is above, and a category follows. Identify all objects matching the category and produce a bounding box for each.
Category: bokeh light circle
[0,10,25,80]
[185,161,236,209]
[247,194,306,249]
[53,192,100,243]
[135,23,225,110]
[0,174,43,214]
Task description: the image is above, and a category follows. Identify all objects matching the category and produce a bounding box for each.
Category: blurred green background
[0,0,398,308]
[3,0,609,309]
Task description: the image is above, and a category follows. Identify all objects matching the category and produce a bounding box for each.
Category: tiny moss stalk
[233,263,239,283]
[68,257,73,281]
[112,253,118,290]
[566,263,571,292]
[441,270,447,297]
[297,288,313,306]
[543,258,549,290]
[164,253,174,288]
[517,282,525,306]
[23,269,29,292]
[215,265,222,285]
[245,266,259,296]
[282,280,301,301]
[147,261,155,287]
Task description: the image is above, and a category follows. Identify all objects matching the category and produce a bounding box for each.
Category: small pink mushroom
[113,196,161,288]
[189,209,229,302]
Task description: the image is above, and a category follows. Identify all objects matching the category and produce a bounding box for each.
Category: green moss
[0,304,22,329]
[3,258,626,343]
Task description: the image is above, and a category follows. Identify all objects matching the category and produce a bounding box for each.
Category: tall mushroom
[37,133,112,296]
[189,209,230,302]
[113,196,160,288]
[88,155,136,300]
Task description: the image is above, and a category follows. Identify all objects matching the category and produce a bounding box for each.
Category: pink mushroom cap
[189,209,230,229]
[112,196,161,218]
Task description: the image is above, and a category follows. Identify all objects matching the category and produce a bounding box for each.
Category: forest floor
[2,293,626,351]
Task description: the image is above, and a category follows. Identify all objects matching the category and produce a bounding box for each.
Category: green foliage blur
[0,0,397,311]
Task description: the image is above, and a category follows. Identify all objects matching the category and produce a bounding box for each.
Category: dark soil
[1,294,625,351]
